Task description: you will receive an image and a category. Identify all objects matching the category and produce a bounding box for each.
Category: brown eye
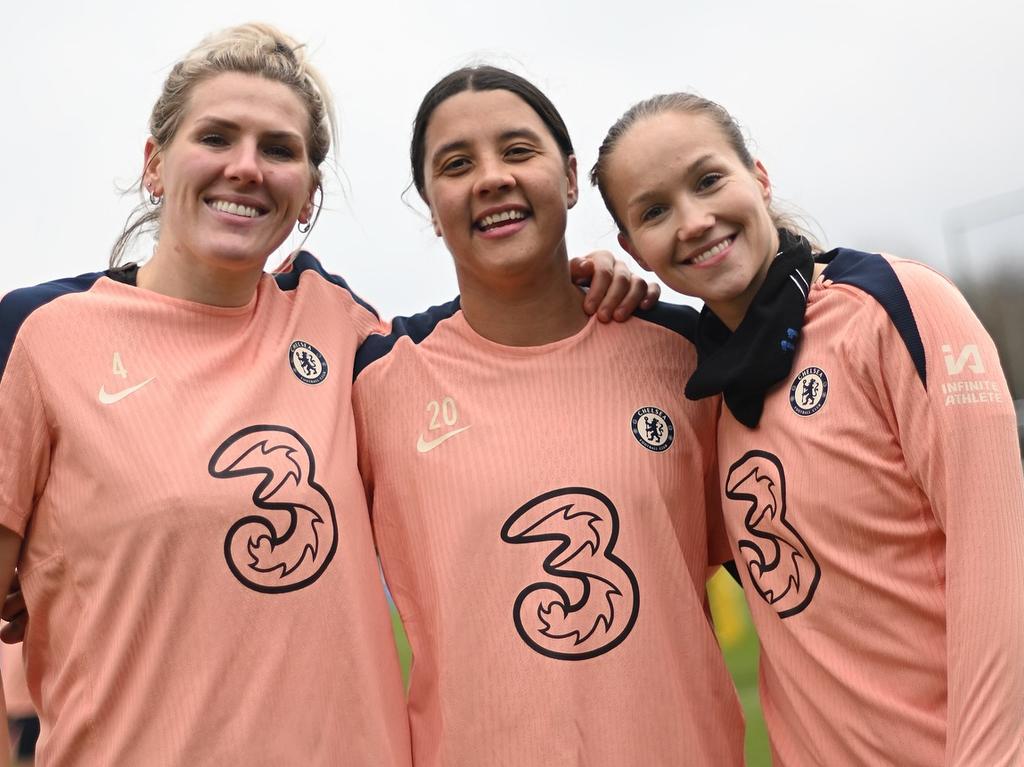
[441,157,471,174]
[505,145,535,161]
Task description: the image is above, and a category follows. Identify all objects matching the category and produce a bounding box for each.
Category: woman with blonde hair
[0,23,413,765]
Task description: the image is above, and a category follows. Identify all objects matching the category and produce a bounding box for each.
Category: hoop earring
[148,191,162,206]
[296,184,323,235]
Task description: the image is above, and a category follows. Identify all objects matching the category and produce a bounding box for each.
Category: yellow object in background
[709,568,750,649]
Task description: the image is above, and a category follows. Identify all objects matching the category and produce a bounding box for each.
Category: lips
[474,206,531,232]
[683,235,733,265]
[206,198,268,219]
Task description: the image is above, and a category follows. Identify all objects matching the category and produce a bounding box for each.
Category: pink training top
[0,253,411,766]
[353,302,743,767]
[715,250,1024,766]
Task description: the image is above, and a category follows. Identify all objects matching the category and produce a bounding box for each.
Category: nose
[675,199,714,242]
[224,139,264,185]
[472,155,515,197]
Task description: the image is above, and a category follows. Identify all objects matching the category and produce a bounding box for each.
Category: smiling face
[605,110,779,329]
[420,88,578,291]
[143,71,316,279]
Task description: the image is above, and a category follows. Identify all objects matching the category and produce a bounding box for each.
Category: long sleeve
[865,261,1024,765]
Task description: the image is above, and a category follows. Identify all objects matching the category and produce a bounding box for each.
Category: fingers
[594,259,633,322]
[568,255,596,286]
[612,269,659,320]
[640,281,661,311]
[1,575,24,623]
[1,573,27,643]
[1,616,26,645]
[572,250,616,317]
[571,251,660,321]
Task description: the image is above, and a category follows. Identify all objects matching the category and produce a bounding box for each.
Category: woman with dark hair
[592,92,1024,765]
[352,67,744,766]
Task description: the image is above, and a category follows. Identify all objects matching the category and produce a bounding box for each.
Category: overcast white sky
[4,0,1022,317]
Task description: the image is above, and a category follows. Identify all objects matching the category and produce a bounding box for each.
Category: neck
[138,245,264,307]
[457,246,589,346]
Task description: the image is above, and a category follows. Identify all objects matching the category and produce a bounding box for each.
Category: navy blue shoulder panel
[353,297,461,382]
[819,248,927,387]
[275,250,379,320]
[0,271,107,377]
[633,300,700,343]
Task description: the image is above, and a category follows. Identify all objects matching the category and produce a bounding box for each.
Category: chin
[204,236,282,268]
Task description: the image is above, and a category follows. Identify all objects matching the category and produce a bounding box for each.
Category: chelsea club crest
[631,406,675,452]
[790,367,828,416]
[289,340,328,385]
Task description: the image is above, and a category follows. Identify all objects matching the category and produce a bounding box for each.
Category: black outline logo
[500,487,639,660]
[209,425,339,593]
[789,367,828,416]
[289,340,328,385]
[630,406,674,452]
[725,450,820,618]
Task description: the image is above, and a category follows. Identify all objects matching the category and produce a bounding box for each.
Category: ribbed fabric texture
[353,305,744,767]
[716,252,1024,766]
[0,257,411,766]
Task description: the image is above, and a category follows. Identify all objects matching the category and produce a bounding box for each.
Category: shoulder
[631,300,700,344]
[1,270,107,377]
[353,297,462,382]
[818,248,941,387]
[274,250,380,320]
[821,248,959,306]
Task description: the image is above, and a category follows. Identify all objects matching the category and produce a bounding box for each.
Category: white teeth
[210,200,261,218]
[478,209,526,229]
[690,238,732,265]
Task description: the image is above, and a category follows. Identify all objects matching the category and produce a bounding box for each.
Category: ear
[565,155,579,209]
[617,231,651,272]
[752,159,772,205]
[418,189,443,237]
[299,183,318,224]
[143,137,163,196]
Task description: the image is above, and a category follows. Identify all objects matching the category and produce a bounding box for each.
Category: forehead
[614,110,729,172]
[181,72,309,135]
[607,111,732,183]
[425,88,554,150]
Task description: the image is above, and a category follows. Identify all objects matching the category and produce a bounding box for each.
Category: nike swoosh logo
[416,426,471,453]
[98,377,156,405]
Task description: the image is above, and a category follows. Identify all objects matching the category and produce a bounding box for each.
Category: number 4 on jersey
[112,352,128,379]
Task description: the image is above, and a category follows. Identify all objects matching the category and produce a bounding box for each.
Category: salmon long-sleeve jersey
[352,302,744,767]
[716,249,1024,766]
[0,253,411,766]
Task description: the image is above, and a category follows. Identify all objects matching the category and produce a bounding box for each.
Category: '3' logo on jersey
[501,487,639,660]
[725,451,820,618]
[209,425,339,593]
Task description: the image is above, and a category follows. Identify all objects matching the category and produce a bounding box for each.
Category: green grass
[389,577,771,765]
[714,588,771,766]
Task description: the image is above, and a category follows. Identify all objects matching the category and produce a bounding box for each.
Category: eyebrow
[625,152,716,209]
[430,127,546,167]
[193,116,303,143]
